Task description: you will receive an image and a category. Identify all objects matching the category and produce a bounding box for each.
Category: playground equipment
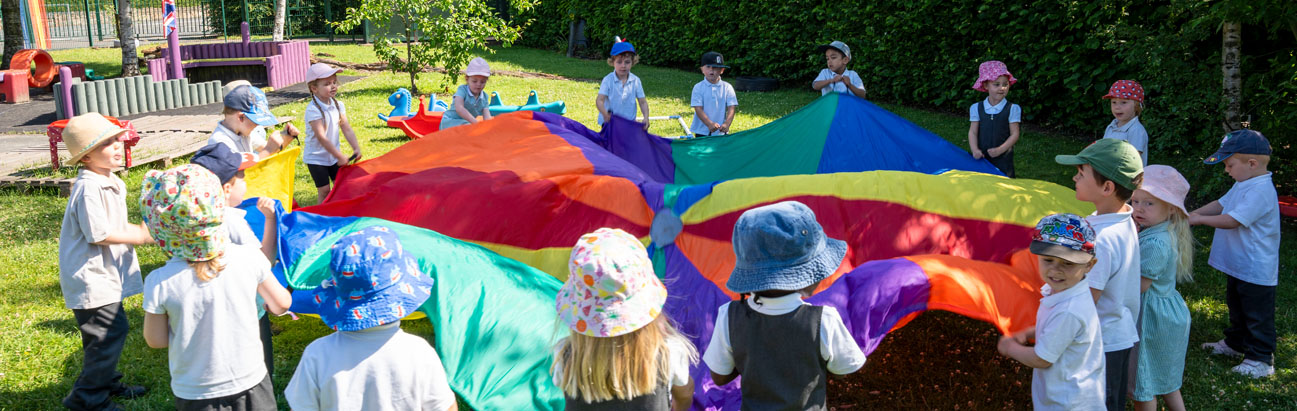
[10,49,56,88]
[0,70,30,103]
[47,116,141,170]
[487,90,566,116]
[53,66,223,120]
[386,97,449,139]
[1281,195,1296,218]
[377,88,446,121]
[146,23,310,89]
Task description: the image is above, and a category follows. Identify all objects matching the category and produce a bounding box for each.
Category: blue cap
[310,226,434,331]
[726,201,847,294]
[610,41,636,57]
[223,85,278,127]
[1205,129,1272,164]
[190,143,253,183]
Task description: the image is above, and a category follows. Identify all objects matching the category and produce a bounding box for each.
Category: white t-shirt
[1084,209,1141,352]
[303,96,347,166]
[689,79,738,136]
[208,122,268,155]
[1209,172,1280,286]
[1102,117,1149,166]
[141,245,272,400]
[968,98,1022,123]
[58,170,142,309]
[285,322,457,411]
[225,208,258,247]
[1032,283,1106,411]
[597,72,646,125]
[551,334,692,389]
[703,294,865,375]
[813,68,864,96]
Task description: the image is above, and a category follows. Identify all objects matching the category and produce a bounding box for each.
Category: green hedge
[516,0,1295,200]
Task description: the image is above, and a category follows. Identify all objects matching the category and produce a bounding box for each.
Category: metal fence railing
[44,0,214,44]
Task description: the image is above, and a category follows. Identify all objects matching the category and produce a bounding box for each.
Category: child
[997,213,1105,411]
[967,60,1022,177]
[303,63,363,202]
[140,164,293,408]
[811,41,866,98]
[440,57,494,130]
[552,228,697,410]
[1101,80,1149,166]
[1190,129,1280,379]
[1128,165,1193,410]
[596,39,650,129]
[189,143,281,379]
[57,113,152,410]
[689,51,738,137]
[1054,138,1144,411]
[703,201,866,409]
[210,84,298,159]
[285,226,457,410]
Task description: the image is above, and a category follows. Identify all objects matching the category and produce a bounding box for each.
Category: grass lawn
[4,43,1293,409]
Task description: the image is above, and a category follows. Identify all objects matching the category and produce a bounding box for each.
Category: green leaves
[334,0,537,94]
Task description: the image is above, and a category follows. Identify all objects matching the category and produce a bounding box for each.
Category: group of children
[52,42,1280,411]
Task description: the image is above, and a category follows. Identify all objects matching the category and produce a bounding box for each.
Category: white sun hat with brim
[63,113,129,165]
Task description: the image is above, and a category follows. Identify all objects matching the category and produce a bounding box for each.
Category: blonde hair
[189,255,227,282]
[551,314,697,403]
[1166,211,1195,283]
[606,53,640,66]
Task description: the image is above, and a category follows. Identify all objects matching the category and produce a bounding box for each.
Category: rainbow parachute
[250,94,1090,410]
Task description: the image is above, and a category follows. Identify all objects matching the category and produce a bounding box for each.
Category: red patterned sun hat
[1102,80,1144,103]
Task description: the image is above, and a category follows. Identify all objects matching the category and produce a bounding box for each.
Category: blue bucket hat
[610,40,636,57]
[310,226,434,331]
[727,201,848,294]
[1204,129,1272,164]
[223,85,278,127]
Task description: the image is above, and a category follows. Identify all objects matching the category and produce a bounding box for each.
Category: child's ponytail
[1167,211,1195,283]
[190,255,227,282]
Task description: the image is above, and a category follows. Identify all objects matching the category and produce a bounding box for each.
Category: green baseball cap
[1055,139,1144,190]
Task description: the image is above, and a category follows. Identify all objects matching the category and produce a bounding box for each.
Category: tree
[335,0,537,95]
[117,0,139,76]
[272,0,286,41]
[1,0,22,66]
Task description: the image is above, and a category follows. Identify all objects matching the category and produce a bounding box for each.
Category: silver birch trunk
[1222,20,1243,131]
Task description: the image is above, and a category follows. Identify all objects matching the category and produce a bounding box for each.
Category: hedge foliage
[516,0,1295,199]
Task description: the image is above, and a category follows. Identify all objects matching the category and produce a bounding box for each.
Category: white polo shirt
[597,72,646,125]
[1102,117,1149,166]
[703,293,865,376]
[285,323,457,411]
[689,79,738,136]
[1032,283,1106,411]
[968,98,1022,123]
[1084,209,1142,352]
[813,68,864,96]
[1209,172,1280,286]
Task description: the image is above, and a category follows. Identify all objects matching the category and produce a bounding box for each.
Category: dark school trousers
[1224,275,1277,364]
[174,374,275,411]
[259,313,274,378]
[63,302,129,410]
[1104,347,1132,411]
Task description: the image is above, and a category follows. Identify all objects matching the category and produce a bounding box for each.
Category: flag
[162,0,177,36]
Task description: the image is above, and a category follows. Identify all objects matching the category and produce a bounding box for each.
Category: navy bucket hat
[727,201,848,294]
[310,226,434,331]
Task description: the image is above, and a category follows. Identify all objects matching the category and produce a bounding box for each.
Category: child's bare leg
[1162,391,1185,411]
[316,185,331,202]
[1134,400,1157,411]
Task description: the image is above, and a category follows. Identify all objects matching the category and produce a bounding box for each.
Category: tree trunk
[272,0,287,41]
[1,0,23,66]
[1221,20,1243,131]
[406,31,418,95]
[118,0,139,76]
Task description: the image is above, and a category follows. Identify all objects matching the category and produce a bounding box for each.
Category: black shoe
[109,384,149,400]
[102,402,127,411]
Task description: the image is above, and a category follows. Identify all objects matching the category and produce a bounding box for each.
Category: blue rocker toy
[377,88,447,121]
[487,90,567,116]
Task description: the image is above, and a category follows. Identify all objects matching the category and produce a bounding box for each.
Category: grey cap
[817,41,851,59]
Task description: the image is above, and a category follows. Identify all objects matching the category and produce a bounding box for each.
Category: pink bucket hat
[306,63,342,84]
[1103,80,1144,103]
[140,164,228,262]
[972,60,1017,92]
[464,57,491,78]
[1139,165,1190,216]
[555,228,667,338]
